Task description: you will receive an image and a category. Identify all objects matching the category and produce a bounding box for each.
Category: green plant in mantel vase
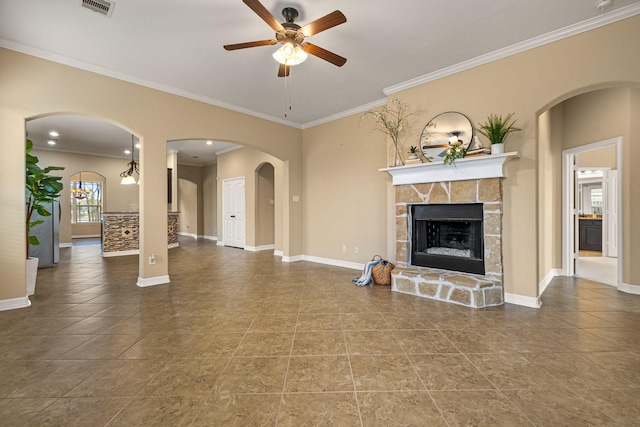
[443,140,466,165]
[476,112,521,145]
[25,139,65,258]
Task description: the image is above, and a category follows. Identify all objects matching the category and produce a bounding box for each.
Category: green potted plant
[407,146,420,160]
[477,112,521,155]
[25,139,64,295]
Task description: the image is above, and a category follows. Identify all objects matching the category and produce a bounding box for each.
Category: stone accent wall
[102,213,179,255]
[392,178,504,308]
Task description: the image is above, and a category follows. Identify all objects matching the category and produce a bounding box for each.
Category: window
[70,180,102,223]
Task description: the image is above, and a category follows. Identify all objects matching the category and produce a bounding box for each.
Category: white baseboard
[0,296,31,312]
[618,282,640,295]
[203,235,217,241]
[136,275,170,287]
[59,242,72,248]
[505,292,542,308]
[539,268,563,296]
[217,241,225,247]
[245,244,276,252]
[103,249,139,257]
[302,255,363,271]
[178,232,198,239]
[282,255,304,263]
[169,243,179,249]
[274,250,283,257]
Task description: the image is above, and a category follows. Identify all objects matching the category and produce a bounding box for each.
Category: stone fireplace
[381,154,516,308]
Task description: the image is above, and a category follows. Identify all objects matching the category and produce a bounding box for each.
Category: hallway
[1,238,639,426]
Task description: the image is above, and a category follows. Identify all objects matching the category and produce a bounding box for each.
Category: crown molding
[301,98,388,129]
[383,3,640,96]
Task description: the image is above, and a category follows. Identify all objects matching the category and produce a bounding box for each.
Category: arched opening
[537,85,638,295]
[26,114,140,262]
[256,162,275,250]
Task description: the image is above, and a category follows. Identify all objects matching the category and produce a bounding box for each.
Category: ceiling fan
[223,0,347,77]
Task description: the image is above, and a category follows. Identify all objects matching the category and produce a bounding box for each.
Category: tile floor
[1,238,639,426]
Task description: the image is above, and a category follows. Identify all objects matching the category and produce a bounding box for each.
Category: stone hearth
[392,177,504,308]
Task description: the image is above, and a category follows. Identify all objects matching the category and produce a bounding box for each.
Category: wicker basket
[371,255,394,285]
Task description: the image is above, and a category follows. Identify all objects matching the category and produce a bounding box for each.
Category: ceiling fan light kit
[224,0,347,77]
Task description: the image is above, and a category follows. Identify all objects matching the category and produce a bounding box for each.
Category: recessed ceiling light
[124,149,131,154]
[49,131,59,137]
[135,143,141,148]
[47,139,57,145]
[206,140,213,145]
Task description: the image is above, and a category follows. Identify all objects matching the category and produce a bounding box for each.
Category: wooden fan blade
[278,64,291,77]
[242,0,284,32]
[300,10,346,37]
[224,39,277,50]
[301,43,347,67]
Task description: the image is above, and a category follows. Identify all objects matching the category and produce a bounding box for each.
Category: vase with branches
[361,97,412,166]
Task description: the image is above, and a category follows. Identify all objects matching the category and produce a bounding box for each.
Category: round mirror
[420,112,473,162]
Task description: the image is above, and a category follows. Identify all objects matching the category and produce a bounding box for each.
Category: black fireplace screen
[410,203,485,275]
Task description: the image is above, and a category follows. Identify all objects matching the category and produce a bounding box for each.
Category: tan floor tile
[118,332,195,359]
[54,316,126,335]
[235,332,294,356]
[381,313,435,330]
[181,332,245,358]
[430,390,532,426]
[504,388,615,426]
[285,355,354,392]
[248,314,298,332]
[108,396,203,426]
[410,354,495,391]
[141,358,228,396]
[572,388,640,425]
[341,313,389,330]
[23,397,131,427]
[277,392,361,426]
[358,391,447,426]
[296,313,342,331]
[0,334,93,360]
[214,357,288,394]
[350,355,424,391]
[345,331,404,355]
[394,330,460,354]
[59,334,141,359]
[0,398,57,426]
[292,331,346,355]
[192,393,280,426]
[467,353,565,390]
[65,359,167,397]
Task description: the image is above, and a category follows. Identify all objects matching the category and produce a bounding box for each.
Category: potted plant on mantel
[477,112,521,155]
[26,139,64,296]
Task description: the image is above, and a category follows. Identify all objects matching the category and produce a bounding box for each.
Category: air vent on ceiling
[81,0,116,18]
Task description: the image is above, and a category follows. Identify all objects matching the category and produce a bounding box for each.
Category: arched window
[70,171,104,223]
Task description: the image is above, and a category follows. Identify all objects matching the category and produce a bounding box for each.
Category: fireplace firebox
[410,203,485,275]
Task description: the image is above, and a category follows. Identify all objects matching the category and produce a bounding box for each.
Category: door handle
[230,215,236,218]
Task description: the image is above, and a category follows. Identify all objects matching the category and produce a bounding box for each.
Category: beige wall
[256,163,275,247]
[577,145,617,169]
[303,15,640,300]
[31,150,139,244]
[202,163,218,239]
[303,113,389,262]
[217,148,283,251]
[0,47,302,302]
[177,164,203,237]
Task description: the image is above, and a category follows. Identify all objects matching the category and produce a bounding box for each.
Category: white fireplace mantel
[379,152,519,185]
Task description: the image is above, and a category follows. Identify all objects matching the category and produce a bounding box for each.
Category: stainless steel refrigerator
[28,199,60,268]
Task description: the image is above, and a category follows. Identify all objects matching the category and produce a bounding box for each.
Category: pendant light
[120,135,139,185]
[70,172,92,199]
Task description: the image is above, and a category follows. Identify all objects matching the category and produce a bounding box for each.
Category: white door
[222,177,245,248]
[605,170,618,257]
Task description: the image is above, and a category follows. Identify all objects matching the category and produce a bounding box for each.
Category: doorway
[562,138,622,287]
[222,176,246,248]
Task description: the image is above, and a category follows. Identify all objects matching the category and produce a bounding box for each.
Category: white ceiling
[3,0,640,163]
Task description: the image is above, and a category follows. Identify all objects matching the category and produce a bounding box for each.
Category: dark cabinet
[579,219,602,251]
